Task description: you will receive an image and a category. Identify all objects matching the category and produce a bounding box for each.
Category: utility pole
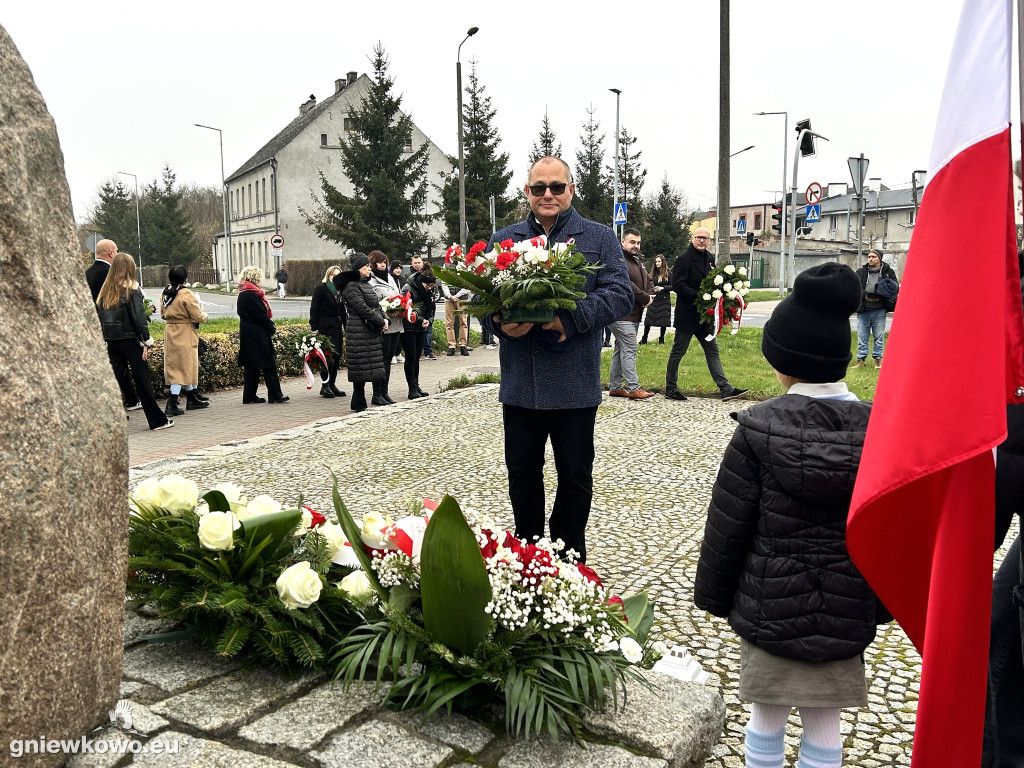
[610,88,622,236]
[717,0,731,264]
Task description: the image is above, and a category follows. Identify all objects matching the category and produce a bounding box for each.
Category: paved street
[122,367,996,766]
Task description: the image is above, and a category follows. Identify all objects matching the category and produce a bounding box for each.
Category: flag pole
[1019,0,1024,165]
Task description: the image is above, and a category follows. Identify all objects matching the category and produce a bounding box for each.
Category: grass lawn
[602,327,882,401]
[147,316,310,340]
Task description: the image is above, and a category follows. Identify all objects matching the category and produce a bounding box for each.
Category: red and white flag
[848,1,1024,765]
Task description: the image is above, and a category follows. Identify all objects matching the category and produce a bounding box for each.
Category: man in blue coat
[482,156,632,562]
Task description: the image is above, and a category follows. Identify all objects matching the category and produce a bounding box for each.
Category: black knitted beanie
[761,262,862,382]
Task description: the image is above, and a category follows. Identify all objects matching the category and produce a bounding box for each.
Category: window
[248,184,253,216]
[754,213,762,230]
[262,178,267,211]
[403,140,413,153]
[321,133,328,146]
[344,117,357,132]
[255,180,260,213]
[270,174,275,209]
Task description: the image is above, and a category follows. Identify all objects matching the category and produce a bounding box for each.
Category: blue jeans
[857,309,887,360]
[608,320,640,392]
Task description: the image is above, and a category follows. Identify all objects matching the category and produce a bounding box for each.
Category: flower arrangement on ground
[127,475,360,671]
[433,237,602,324]
[694,263,750,340]
[295,333,337,389]
[327,480,662,740]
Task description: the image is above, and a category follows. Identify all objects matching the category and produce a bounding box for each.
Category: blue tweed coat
[482,207,632,409]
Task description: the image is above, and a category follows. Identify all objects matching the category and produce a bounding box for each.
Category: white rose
[711,289,723,299]
[275,562,322,609]
[653,641,668,658]
[729,291,740,300]
[740,288,749,296]
[158,475,199,515]
[713,275,724,285]
[318,522,350,562]
[723,282,732,292]
[236,494,281,522]
[738,266,748,276]
[294,507,314,537]
[702,293,712,301]
[360,511,393,548]
[132,477,162,509]
[337,571,375,602]
[733,280,744,290]
[198,511,239,551]
[724,264,736,274]
[619,636,643,664]
[212,482,247,513]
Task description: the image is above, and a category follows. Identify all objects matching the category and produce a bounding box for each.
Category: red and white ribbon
[302,348,329,389]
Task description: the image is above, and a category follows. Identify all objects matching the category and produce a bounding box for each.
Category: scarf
[161,283,181,309]
[238,280,273,318]
[326,279,338,295]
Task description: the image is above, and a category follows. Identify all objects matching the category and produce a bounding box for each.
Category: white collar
[787,382,859,401]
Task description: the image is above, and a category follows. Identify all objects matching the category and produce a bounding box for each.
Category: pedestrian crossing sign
[613,202,628,225]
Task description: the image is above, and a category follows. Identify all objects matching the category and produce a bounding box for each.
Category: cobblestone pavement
[126,384,1013,766]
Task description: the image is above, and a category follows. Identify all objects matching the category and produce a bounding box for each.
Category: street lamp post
[609,88,621,236]
[714,145,754,258]
[195,123,232,288]
[116,171,143,287]
[754,111,787,295]
[456,26,479,250]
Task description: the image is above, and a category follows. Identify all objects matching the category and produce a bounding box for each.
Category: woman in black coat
[336,254,387,412]
[309,265,346,399]
[640,254,672,344]
[237,266,287,404]
[399,268,437,399]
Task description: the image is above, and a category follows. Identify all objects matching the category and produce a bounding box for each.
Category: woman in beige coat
[161,265,209,416]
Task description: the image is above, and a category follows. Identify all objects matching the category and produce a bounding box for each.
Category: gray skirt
[738,639,869,708]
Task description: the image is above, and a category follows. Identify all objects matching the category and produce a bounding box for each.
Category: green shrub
[285,258,351,297]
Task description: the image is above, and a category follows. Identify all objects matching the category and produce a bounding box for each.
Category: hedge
[283,258,351,297]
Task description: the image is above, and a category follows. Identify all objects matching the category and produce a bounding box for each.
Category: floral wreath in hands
[694,263,750,341]
[296,333,337,389]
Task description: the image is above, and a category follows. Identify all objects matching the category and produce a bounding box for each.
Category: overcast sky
[4,0,981,225]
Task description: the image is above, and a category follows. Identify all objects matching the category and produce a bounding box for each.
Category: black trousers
[502,404,598,563]
[105,339,166,429]
[401,332,425,388]
[377,333,402,396]
[107,345,139,406]
[242,365,283,401]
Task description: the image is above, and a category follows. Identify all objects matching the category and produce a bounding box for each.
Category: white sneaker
[153,419,174,430]
[392,356,399,364]
[397,354,405,362]
[486,343,497,350]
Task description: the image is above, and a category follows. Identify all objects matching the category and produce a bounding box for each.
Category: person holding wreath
[309,265,346,399]
[367,250,403,405]
[336,253,387,412]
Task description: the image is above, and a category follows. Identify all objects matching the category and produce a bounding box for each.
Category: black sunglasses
[528,182,568,197]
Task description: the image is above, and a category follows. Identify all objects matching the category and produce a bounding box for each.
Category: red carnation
[500,239,514,250]
[479,528,498,559]
[468,240,488,258]
[475,263,488,275]
[576,563,602,586]
[495,252,515,270]
[607,594,626,622]
[503,531,524,555]
[303,506,327,528]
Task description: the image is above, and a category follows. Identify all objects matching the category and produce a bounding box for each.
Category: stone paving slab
[238,679,385,750]
[149,668,320,734]
[121,642,239,694]
[498,740,668,768]
[389,708,497,753]
[128,731,300,767]
[309,719,452,768]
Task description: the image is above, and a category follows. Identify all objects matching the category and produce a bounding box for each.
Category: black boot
[185,390,209,410]
[193,388,209,401]
[329,382,346,397]
[350,384,367,412]
[320,383,335,398]
[164,395,184,416]
[370,381,388,406]
[382,392,396,405]
[415,381,429,397]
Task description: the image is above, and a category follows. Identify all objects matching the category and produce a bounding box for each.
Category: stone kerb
[108,608,725,767]
[0,25,128,763]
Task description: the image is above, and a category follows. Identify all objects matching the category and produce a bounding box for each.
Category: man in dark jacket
[664,226,747,401]
[86,238,139,410]
[482,155,633,562]
[274,266,288,298]
[608,228,655,399]
[853,249,898,369]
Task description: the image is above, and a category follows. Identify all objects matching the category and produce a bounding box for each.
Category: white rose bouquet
[694,263,750,340]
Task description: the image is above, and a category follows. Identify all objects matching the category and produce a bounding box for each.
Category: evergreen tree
[643,176,691,265]
[440,62,515,246]
[91,179,139,255]
[303,44,431,259]
[573,105,613,224]
[607,127,648,228]
[527,110,562,167]
[142,164,202,267]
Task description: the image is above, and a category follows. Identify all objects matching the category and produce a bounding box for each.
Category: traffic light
[771,204,783,233]
[795,118,816,157]
[746,231,754,246]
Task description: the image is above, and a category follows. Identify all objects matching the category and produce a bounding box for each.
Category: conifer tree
[303,44,431,259]
[142,164,202,266]
[441,62,515,245]
[573,105,613,224]
[643,176,691,265]
[91,179,139,254]
[527,110,562,166]
[607,127,648,228]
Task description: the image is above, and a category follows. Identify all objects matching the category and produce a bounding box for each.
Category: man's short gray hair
[528,155,573,183]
